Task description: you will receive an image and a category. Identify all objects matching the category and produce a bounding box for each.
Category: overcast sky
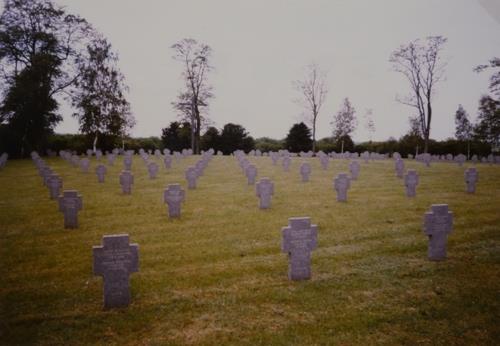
[34,1,500,140]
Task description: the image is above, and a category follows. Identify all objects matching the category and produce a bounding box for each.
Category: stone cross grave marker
[185,167,197,189]
[320,156,329,170]
[107,154,115,166]
[96,164,107,183]
[282,156,291,172]
[120,170,134,194]
[395,159,404,178]
[404,170,419,197]
[163,184,185,218]
[148,162,159,179]
[163,155,172,169]
[47,174,62,200]
[349,161,360,180]
[281,217,318,281]
[246,164,257,185]
[256,178,274,209]
[124,156,132,170]
[80,158,90,173]
[93,234,139,308]
[423,204,453,261]
[465,167,478,193]
[95,150,103,160]
[334,173,351,202]
[58,190,82,228]
[300,163,311,182]
[271,154,279,165]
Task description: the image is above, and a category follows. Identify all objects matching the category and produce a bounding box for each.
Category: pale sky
[11,0,500,141]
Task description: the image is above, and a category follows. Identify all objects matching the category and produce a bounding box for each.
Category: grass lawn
[0,155,499,345]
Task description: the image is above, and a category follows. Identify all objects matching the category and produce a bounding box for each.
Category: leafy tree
[454,105,473,158]
[72,38,134,151]
[0,0,94,156]
[293,63,328,152]
[285,122,312,153]
[161,121,191,151]
[219,123,255,154]
[390,36,447,153]
[254,137,284,152]
[474,58,500,151]
[402,115,425,156]
[200,126,220,152]
[171,38,214,154]
[331,98,357,153]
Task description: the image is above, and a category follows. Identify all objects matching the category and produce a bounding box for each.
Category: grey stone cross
[58,190,82,228]
[185,167,197,189]
[47,174,62,200]
[256,178,274,209]
[93,234,139,308]
[148,162,159,179]
[96,164,107,183]
[423,204,453,261]
[334,173,351,202]
[163,184,185,218]
[404,170,419,197]
[246,164,257,185]
[464,167,478,193]
[349,161,360,180]
[281,217,318,281]
[300,163,311,182]
[120,170,134,194]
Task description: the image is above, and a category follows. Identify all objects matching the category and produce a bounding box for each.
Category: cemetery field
[1,156,500,345]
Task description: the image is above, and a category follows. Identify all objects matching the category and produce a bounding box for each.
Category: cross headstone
[282,156,291,172]
[334,173,351,202]
[185,167,197,189]
[124,156,132,170]
[422,153,431,167]
[120,170,134,194]
[245,164,257,185]
[300,163,311,182]
[256,178,274,209]
[349,161,360,180]
[107,154,115,166]
[465,167,478,193]
[163,184,186,218]
[163,156,172,169]
[147,162,159,179]
[395,159,404,178]
[404,170,419,197]
[58,190,82,228]
[281,217,318,281]
[93,234,139,308]
[47,174,62,200]
[423,204,453,261]
[96,164,107,183]
[80,158,90,173]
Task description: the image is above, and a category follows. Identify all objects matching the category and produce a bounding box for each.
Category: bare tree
[364,108,375,141]
[454,105,473,159]
[171,38,213,154]
[390,36,447,153]
[331,97,357,154]
[293,63,328,152]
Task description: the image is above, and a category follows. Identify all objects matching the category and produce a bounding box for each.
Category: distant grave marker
[96,164,107,183]
[120,170,134,194]
[246,164,257,185]
[334,173,351,202]
[148,162,159,179]
[163,184,185,218]
[404,170,419,197]
[58,190,82,229]
[185,167,197,189]
[256,178,274,209]
[300,163,311,182]
[465,167,478,193]
[47,174,62,199]
[349,161,360,180]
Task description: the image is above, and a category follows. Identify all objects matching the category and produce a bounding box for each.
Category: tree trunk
[93,134,98,153]
[467,141,470,160]
[195,107,201,155]
[312,118,316,153]
[341,139,344,154]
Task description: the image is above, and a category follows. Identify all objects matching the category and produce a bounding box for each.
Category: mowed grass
[0,155,499,345]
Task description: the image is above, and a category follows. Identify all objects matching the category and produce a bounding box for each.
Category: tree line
[0,0,498,158]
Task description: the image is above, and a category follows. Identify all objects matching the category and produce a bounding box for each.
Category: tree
[161,121,191,151]
[474,58,500,151]
[0,0,94,156]
[390,36,447,153]
[285,122,312,153]
[293,63,328,152]
[200,126,220,152]
[364,108,375,141]
[454,105,473,158]
[72,38,134,151]
[331,98,357,153]
[171,38,214,154]
[219,123,255,154]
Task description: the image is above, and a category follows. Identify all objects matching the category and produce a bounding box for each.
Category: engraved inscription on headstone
[93,234,139,308]
[423,204,453,261]
[281,217,318,281]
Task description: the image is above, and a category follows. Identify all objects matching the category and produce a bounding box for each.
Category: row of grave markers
[91,203,453,308]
